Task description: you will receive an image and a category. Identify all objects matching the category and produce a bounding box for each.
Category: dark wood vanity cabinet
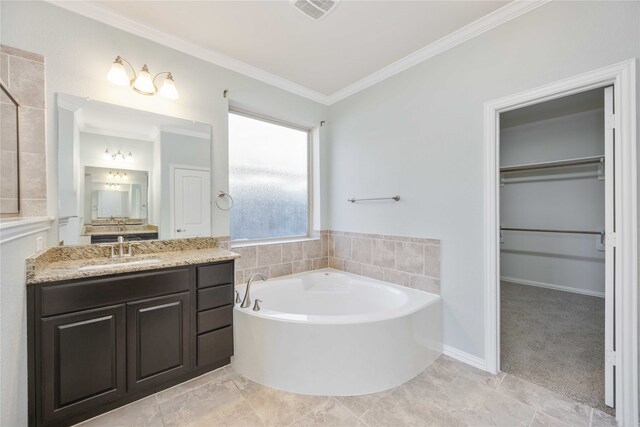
[28,260,235,427]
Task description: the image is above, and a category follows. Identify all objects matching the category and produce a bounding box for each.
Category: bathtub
[232,269,442,396]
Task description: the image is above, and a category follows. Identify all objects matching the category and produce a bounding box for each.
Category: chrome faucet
[117,236,126,258]
[240,274,267,308]
[117,220,126,232]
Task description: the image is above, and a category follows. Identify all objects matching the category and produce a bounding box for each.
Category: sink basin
[78,258,162,271]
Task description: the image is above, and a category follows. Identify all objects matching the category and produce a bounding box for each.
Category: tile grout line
[588,407,593,427]
[154,394,166,427]
[527,410,538,427]
[284,396,331,427]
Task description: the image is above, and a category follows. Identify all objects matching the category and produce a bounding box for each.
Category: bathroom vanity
[25,238,238,427]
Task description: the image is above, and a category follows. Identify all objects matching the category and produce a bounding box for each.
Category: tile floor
[75,356,617,427]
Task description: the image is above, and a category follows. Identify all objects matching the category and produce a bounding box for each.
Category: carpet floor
[500,281,613,415]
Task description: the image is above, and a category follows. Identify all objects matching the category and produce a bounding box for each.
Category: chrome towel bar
[348,195,400,203]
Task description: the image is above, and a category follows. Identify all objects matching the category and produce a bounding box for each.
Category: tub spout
[240,274,267,308]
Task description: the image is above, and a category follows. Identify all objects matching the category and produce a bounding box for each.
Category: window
[229,110,310,241]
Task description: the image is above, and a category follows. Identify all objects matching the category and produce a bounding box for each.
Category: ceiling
[88,0,510,98]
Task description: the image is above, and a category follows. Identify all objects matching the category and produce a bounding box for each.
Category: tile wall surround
[0,45,47,217]
[231,230,441,295]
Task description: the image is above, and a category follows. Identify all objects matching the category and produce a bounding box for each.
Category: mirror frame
[0,80,21,216]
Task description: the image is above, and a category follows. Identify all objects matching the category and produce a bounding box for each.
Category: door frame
[169,165,212,239]
[483,59,637,424]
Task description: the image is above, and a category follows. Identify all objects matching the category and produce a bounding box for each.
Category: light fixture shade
[102,148,111,160]
[126,152,134,162]
[133,65,155,94]
[107,59,129,86]
[159,74,179,100]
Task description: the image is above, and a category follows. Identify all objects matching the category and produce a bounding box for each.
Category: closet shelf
[500,227,603,236]
[500,155,603,174]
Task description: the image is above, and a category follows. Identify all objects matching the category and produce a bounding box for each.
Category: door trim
[169,165,212,239]
[483,59,637,425]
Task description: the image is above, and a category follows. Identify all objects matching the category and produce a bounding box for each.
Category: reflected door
[173,168,211,238]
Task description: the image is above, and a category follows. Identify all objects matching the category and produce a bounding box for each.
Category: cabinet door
[127,292,191,392]
[41,304,126,423]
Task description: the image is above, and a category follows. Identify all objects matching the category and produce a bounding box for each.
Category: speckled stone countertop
[82,224,159,236]
[26,237,239,285]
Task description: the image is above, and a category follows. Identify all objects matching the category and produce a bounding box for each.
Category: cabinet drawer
[197,326,233,367]
[197,262,234,288]
[197,285,233,311]
[197,305,233,334]
[41,269,191,317]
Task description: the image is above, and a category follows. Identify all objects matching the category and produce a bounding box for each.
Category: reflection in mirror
[1,81,20,215]
[57,94,212,245]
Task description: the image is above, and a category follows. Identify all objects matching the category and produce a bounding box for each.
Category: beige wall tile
[235,270,243,286]
[1,103,18,151]
[351,237,372,264]
[242,266,269,282]
[424,244,441,278]
[0,53,8,84]
[344,260,362,275]
[292,259,313,274]
[327,235,334,258]
[282,242,303,262]
[19,152,46,198]
[270,262,293,278]
[0,150,18,198]
[19,199,46,216]
[257,244,282,266]
[1,45,44,63]
[303,239,322,259]
[362,264,384,281]
[395,241,424,274]
[410,275,440,294]
[8,56,44,109]
[233,246,257,270]
[0,198,18,213]
[372,239,395,268]
[18,107,45,154]
[333,235,351,260]
[329,257,344,270]
[320,234,328,257]
[312,257,328,269]
[383,269,411,287]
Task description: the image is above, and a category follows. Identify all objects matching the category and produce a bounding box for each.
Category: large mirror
[57,94,212,245]
[1,81,20,215]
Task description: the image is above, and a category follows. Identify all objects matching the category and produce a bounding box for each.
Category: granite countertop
[26,237,238,285]
[82,224,159,236]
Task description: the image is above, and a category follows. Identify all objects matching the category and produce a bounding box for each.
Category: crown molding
[327,0,551,104]
[47,0,549,106]
[46,0,332,105]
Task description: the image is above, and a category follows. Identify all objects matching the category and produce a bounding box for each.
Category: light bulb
[126,152,134,162]
[102,148,111,160]
[108,171,114,179]
[133,65,155,94]
[107,58,130,86]
[122,173,128,181]
[159,74,179,100]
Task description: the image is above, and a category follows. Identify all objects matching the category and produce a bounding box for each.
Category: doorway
[483,60,638,425]
[498,87,611,412]
[171,167,211,238]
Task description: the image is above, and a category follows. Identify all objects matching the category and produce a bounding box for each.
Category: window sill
[231,236,319,249]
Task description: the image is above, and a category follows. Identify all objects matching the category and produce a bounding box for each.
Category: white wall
[0,0,328,242]
[500,109,606,296]
[0,224,52,427]
[0,3,328,426]
[326,1,640,358]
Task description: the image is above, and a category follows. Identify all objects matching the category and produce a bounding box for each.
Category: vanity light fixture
[102,148,133,162]
[107,56,179,100]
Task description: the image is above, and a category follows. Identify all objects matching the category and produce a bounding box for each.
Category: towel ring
[215,191,234,211]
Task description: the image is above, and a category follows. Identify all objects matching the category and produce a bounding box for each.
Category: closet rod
[500,155,603,173]
[500,227,603,236]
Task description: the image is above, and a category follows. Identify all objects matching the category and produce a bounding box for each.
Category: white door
[603,85,615,408]
[173,168,211,238]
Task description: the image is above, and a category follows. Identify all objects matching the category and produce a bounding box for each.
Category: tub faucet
[240,274,267,308]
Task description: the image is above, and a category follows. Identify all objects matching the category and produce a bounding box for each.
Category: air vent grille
[292,0,338,20]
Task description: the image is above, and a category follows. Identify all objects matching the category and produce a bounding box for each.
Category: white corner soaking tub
[232,269,442,396]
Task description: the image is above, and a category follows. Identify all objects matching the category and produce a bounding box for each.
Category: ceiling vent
[292,0,338,20]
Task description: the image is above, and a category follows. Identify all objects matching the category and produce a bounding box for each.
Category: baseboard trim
[501,276,605,298]
[442,345,489,372]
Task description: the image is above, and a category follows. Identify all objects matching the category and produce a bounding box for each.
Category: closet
[499,87,614,415]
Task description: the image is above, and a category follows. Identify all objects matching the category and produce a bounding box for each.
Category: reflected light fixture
[107,56,179,99]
